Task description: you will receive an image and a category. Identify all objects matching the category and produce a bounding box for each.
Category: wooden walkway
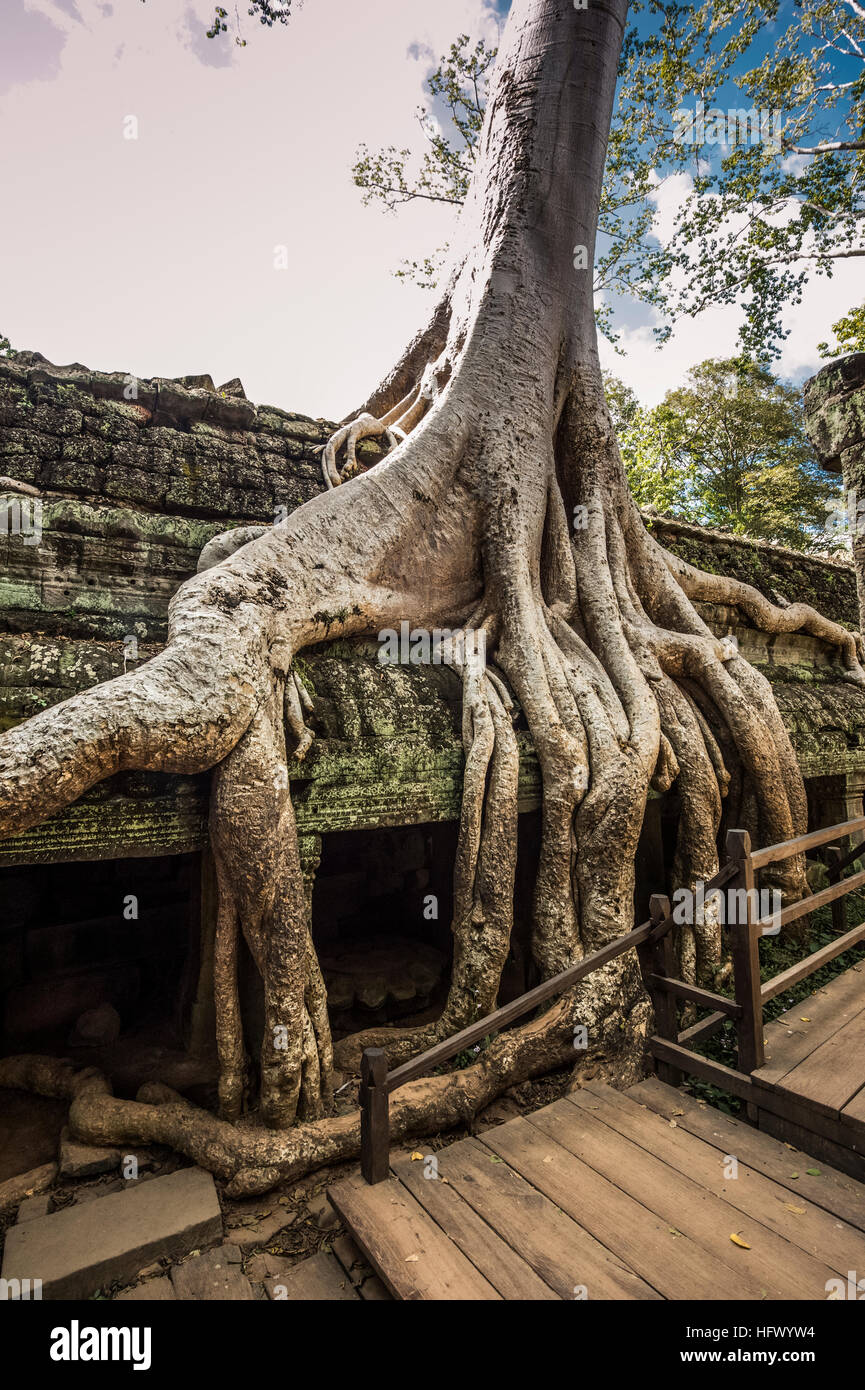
[328,1074,865,1300]
[751,962,865,1176]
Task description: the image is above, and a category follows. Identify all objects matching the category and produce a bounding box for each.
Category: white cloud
[1,1,856,419]
[600,167,863,403]
[0,0,500,418]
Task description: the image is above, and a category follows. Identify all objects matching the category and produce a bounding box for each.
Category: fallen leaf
[806,1168,822,1177]
[673,1108,684,1116]
[800,1017,811,1022]
[784,1204,806,1215]
[730,1234,752,1249]
[669,1119,678,1128]
[405,1254,419,1262]
[410,1152,424,1162]
[790,1172,800,1179]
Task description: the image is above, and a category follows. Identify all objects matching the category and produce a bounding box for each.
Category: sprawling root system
[1,0,861,1192]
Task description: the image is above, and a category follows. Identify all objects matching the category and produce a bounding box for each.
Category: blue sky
[0,0,860,417]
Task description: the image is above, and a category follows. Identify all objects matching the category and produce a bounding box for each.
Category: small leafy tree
[611,359,842,550]
[818,303,865,358]
[353,2,864,355]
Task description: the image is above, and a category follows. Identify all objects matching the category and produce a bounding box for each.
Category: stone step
[0,1162,56,1217]
[115,1276,176,1301]
[265,1251,359,1301]
[170,1247,254,1301]
[1,1165,222,1299]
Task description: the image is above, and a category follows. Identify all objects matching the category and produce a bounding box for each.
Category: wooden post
[826,845,845,935]
[725,830,765,1083]
[636,893,681,1086]
[360,1047,390,1185]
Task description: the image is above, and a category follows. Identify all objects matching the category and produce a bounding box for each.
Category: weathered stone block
[115,1275,176,1300]
[0,1163,56,1216]
[1,1166,222,1299]
[264,1251,358,1301]
[170,1247,254,1300]
[16,1194,51,1223]
[58,1127,122,1179]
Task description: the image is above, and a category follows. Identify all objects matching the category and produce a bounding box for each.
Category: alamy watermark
[0,1277,42,1300]
[672,881,781,936]
[0,497,42,546]
[674,101,784,152]
[824,488,865,542]
[377,622,487,668]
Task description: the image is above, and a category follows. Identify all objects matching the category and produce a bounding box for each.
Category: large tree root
[2,0,863,1193]
[0,953,648,1196]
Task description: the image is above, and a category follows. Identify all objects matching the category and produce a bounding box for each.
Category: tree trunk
[1,0,860,1192]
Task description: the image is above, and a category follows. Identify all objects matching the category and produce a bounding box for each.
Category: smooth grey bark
[0,0,860,1187]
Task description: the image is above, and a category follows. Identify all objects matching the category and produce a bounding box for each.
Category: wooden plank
[761,919,865,998]
[434,1135,659,1300]
[773,1006,865,1120]
[771,868,865,930]
[648,1037,754,1099]
[841,1087,865,1137]
[755,964,865,1088]
[391,1152,560,1300]
[480,1119,760,1300]
[652,1035,865,1149]
[750,815,865,870]
[524,1098,837,1299]
[570,1081,865,1278]
[678,1010,728,1046]
[326,1173,502,1301]
[758,1110,865,1186]
[630,1077,865,1231]
[647,974,740,1016]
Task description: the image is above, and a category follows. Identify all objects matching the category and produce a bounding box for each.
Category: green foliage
[0,332,16,359]
[617,0,864,359]
[607,358,842,550]
[818,303,865,358]
[141,2,292,46]
[351,36,496,290]
[352,3,863,353]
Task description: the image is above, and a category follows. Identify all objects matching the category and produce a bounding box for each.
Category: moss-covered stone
[2,350,865,864]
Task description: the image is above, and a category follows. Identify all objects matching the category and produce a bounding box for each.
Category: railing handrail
[386,916,655,1093]
[384,850,743,1095]
[358,814,865,1182]
[749,814,865,870]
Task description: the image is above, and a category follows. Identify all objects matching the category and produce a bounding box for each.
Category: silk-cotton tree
[1,0,863,1195]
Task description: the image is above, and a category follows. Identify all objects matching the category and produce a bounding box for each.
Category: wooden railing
[359,818,865,1183]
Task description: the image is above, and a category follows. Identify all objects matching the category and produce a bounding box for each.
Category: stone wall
[804,351,865,630]
[1,350,864,865]
[3,351,865,1049]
